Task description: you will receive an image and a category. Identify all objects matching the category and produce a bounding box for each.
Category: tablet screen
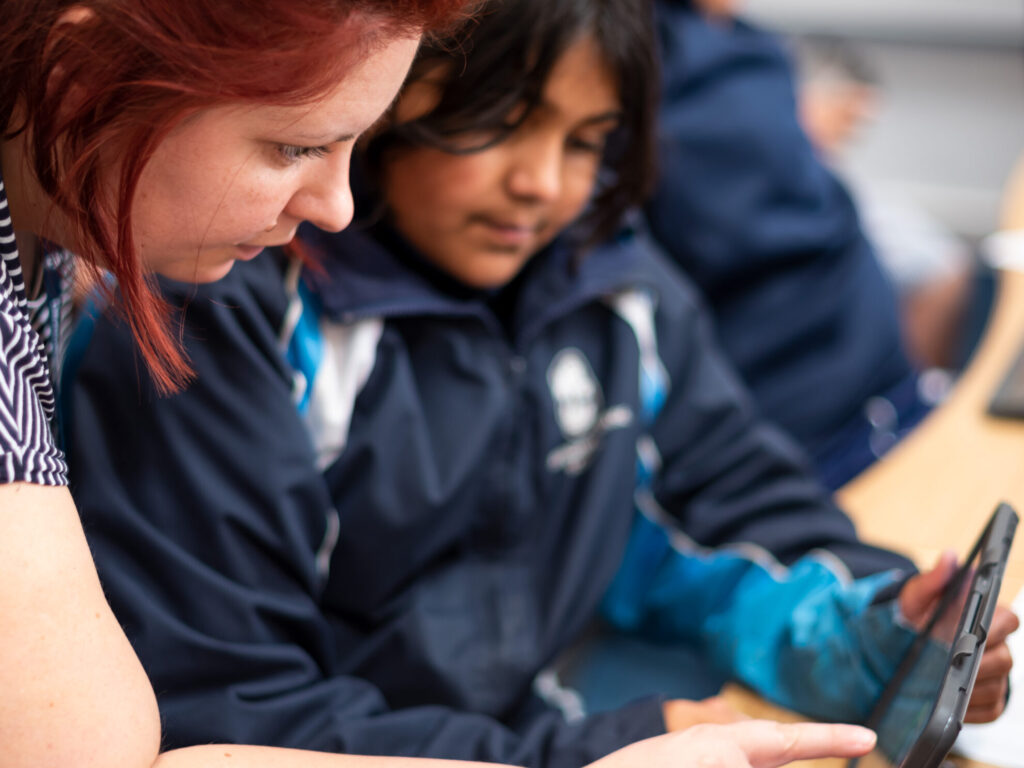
[856,557,974,768]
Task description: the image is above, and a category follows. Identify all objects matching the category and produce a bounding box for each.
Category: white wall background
[742,0,1024,238]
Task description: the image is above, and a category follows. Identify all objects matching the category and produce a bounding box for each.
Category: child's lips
[474,215,543,247]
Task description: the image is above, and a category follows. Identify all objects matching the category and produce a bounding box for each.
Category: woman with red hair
[0,1,464,766]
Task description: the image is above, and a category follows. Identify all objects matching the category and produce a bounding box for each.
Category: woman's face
[131,34,420,283]
[381,34,622,289]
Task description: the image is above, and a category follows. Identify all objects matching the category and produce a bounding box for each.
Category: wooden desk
[1000,158,1024,231]
[721,268,1024,768]
[838,267,1024,600]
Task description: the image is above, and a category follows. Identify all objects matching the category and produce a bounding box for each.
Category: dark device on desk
[988,341,1024,417]
[849,502,1018,768]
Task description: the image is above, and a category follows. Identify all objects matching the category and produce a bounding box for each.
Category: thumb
[900,550,958,628]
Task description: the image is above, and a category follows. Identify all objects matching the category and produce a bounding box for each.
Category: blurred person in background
[647,0,931,489]
[796,37,990,374]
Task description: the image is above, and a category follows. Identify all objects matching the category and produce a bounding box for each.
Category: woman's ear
[2,6,95,136]
[44,7,98,120]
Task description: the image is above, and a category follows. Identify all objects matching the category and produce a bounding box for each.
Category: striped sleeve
[0,308,68,485]
[0,170,69,486]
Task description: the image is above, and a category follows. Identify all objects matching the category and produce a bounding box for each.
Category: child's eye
[568,136,607,155]
[277,143,331,163]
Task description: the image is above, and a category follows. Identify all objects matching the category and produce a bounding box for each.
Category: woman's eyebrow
[291,130,358,144]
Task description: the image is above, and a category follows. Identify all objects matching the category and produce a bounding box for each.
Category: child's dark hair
[365,0,659,246]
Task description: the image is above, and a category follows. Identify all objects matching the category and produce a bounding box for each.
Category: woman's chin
[148,242,271,284]
[155,259,237,285]
[196,260,238,283]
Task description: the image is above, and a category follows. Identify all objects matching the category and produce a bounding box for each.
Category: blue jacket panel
[647,2,912,457]
[69,226,915,766]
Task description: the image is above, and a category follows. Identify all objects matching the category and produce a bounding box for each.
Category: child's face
[381,34,622,289]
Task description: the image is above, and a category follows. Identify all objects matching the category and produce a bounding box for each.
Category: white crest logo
[546,348,632,475]
[548,349,602,438]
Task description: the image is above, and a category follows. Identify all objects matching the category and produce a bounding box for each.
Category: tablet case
[851,502,1018,768]
[899,502,1017,768]
[989,342,1024,418]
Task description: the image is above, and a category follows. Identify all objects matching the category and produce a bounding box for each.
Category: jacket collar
[295,219,659,344]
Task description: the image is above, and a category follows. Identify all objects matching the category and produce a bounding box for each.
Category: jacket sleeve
[601,505,941,724]
[67,257,665,768]
[637,240,914,579]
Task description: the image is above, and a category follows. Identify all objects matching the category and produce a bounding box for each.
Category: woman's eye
[277,143,331,163]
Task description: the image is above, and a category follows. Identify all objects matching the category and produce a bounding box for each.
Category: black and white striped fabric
[0,172,70,485]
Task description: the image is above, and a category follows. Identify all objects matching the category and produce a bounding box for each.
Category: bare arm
[0,482,160,768]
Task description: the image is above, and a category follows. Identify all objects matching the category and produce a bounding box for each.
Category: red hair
[1,0,473,393]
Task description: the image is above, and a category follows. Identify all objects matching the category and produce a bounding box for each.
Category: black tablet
[988,341,1024,418]
[850,502,1018,768]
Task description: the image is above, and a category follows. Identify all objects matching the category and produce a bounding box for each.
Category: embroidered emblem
[546,348,632,475]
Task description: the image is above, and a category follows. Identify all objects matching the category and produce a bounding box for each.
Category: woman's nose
[287,148,356,233]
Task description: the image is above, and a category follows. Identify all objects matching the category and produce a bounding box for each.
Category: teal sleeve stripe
[601,502,920,722]
[284,276,324,416]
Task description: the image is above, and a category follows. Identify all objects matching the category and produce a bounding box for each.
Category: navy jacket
[69,225,914,767]
[647,2,913,460]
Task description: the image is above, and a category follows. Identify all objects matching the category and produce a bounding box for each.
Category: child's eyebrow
[578,111,624,126]
[534,96,624,127]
